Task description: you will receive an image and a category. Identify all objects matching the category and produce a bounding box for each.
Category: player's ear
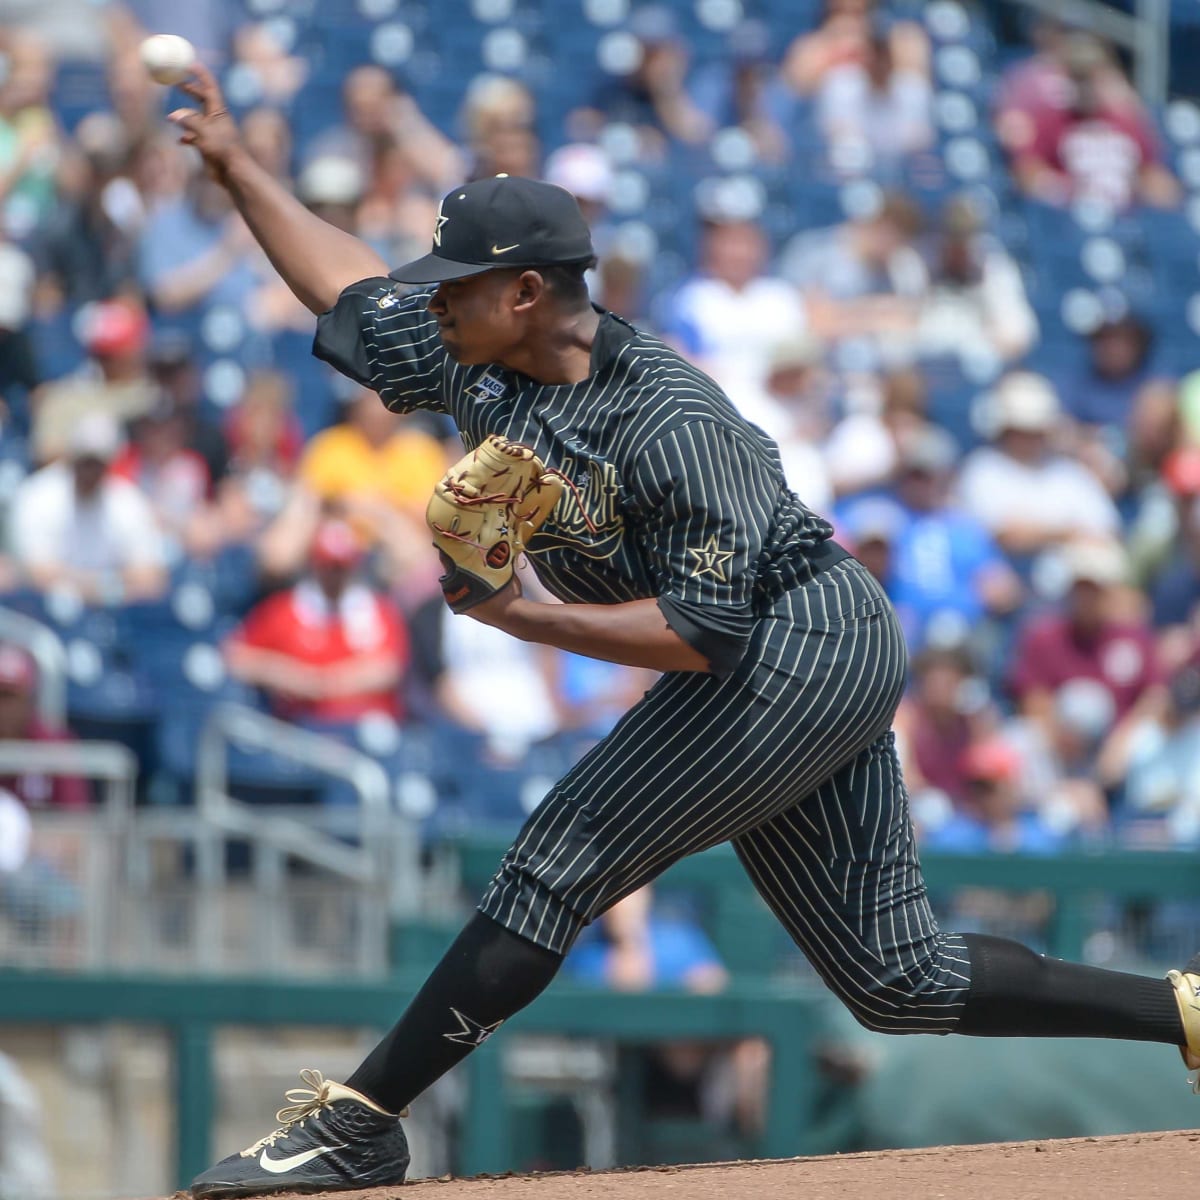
[512,269,546,312]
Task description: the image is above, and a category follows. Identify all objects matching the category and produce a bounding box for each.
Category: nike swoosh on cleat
[259,1144,347,1173]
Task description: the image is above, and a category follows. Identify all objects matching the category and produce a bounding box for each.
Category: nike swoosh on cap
[259,1144,347,1174]
[492,243,520,255]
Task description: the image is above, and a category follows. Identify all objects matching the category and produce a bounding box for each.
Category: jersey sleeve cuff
[656,594,751,680]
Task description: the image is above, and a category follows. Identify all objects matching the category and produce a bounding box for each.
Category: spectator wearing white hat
[544,143,614,248]
[7,412,167,602]
[297,155,365,234]
[730,334,834,516]
[823,365,928,497]
[957,371,1119,555]
[544,145,612,219]
[542,143,616,302]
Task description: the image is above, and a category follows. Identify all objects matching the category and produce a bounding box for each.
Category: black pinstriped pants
[478,557,972,1033]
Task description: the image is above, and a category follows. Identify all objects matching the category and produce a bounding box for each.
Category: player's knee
[840,986,914,1033]
[480,859,589,956]
[842,993,921,1034]
[837,964,957,1034]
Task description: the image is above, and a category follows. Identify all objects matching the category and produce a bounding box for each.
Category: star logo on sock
[444,1008,504,1047]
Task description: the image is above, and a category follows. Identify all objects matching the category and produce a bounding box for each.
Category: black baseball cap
[389,174,595,284]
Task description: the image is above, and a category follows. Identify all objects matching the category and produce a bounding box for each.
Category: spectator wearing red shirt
[896,645,995,809]
[1009,540,1164,757]
[994,21,1134,151]
[0,646,89,810]
[1002,33,1179,211]
[224,520,408,723]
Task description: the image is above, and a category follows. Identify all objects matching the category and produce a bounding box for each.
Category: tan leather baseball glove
[426,435,564,613]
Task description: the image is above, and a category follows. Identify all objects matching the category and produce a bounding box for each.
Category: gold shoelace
[240,1068,334,1157]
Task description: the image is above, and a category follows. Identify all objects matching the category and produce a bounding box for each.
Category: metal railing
[0,705,424,977]
[0,739,136,969]
[1002,0,1171,105]
[0,607,66,727]
[187,703,423,974]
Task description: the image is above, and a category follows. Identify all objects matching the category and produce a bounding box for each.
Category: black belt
[752,538,853,612]
[805,537,852,575]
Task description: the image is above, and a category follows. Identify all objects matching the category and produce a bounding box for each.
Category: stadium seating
[8,0,1200,852]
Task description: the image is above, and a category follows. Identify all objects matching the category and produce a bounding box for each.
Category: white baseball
[138,34,197,86]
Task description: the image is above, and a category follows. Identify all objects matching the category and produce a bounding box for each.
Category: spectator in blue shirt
[565,886,766,1137]
[891,427,1023,646]
[566,885,727,993]
[1059,313,1164,435]
[834,494,904,592]
[840,427,1022,648]
[138,169,263,315]
[1119,660,1200,844]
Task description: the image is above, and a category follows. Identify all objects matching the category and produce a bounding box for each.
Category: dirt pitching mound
[164,1128,1200,1200]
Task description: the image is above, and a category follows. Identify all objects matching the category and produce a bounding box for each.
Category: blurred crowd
[0,0,1199,871]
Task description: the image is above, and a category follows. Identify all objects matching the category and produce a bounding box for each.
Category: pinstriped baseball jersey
[315,280,839,676]
[314,277,973,1027]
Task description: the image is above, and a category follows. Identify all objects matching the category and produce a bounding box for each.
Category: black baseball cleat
[1167,953,1200,1092]
[191,1069,410,1198]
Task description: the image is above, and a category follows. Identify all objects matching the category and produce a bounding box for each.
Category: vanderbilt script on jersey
[531,452,625,560]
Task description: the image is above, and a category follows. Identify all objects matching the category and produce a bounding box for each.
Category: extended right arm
[169,64,389,315]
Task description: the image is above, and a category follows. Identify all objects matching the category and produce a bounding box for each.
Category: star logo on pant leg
[444,1008,504,1046]
[687,534,734,582]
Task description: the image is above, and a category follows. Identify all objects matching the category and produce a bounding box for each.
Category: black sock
[345,912,563,1113]
[957,933,1183,1044]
